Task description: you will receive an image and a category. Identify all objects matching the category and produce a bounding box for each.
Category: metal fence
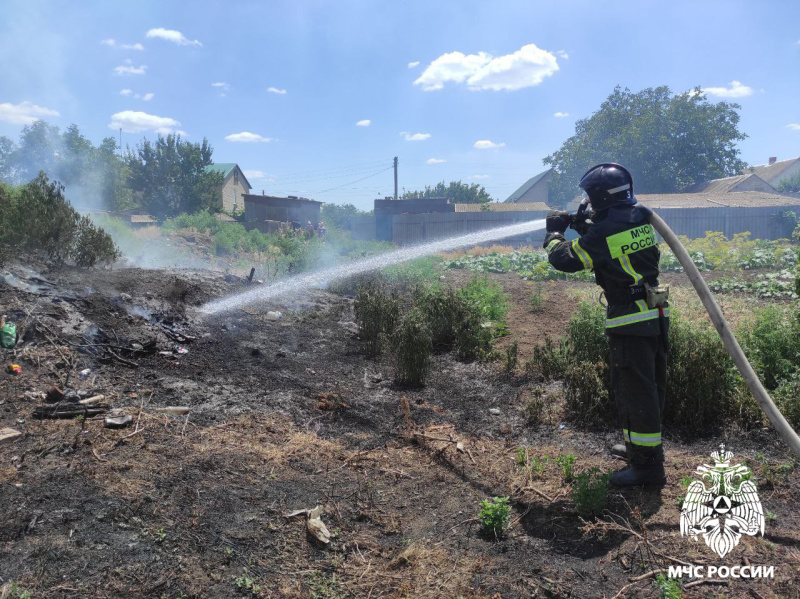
[386,206,799,246]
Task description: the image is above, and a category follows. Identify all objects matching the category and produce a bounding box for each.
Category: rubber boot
[610,464,666,487]
[611,443,628,461]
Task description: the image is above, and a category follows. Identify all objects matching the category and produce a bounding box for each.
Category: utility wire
[316,166,393,194]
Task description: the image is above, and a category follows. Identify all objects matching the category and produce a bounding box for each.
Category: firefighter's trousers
[609,333,668,466]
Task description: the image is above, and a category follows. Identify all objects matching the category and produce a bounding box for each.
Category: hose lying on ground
[648,210,800,459]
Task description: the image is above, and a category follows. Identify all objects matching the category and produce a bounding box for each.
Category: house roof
[504,168,553,203]
[636,191,800,209]
[129,214,158,223]
[243,194,322,204]
[204,163,252,189]
[681,174,773,194]
[743,158,800,182]
[454,202,550,212]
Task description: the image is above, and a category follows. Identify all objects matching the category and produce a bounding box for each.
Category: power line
[316,166,393,194]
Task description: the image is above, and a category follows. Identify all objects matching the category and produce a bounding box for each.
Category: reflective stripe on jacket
[545,202,667,336]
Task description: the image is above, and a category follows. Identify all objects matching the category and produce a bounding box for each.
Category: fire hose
[648,210,800,459]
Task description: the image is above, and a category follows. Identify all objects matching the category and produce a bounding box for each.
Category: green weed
[306,571,349,599]
[390,308,432,386]
[503,340,518,373]
[571,468,611,519]
[523,386,547,426]
[354,280,399,356]
[654,573,682,599]
[478,496,511,537]
[556,454,577,482]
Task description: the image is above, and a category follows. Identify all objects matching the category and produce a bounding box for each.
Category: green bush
[458,274,509,322]
[665,315,746,434]
[503,340,518,372]
[526,337,568,380]
[563,360,614,427]
[775,373,800,431]
[556,453,577,483]
[654,573,682,599]
[740,306,800,390]
[354,280,400,356]
[478,496,511,537]
[563,302,608,365]
[571,468,611,519]
[454,306,494,362]
[390,308,432,386]
[415,286,462,351]
[0,174,120,266]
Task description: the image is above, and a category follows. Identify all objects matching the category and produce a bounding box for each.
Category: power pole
[393,156,398,200]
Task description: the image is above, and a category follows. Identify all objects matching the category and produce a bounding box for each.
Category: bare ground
[1,259,798,598]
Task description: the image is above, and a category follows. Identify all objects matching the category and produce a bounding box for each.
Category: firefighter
[543,163,669,487]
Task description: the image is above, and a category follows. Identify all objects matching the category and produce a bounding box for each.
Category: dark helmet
[578,163,636,211]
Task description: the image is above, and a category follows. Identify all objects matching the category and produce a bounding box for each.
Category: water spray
[199,218,546,315]
[649,211,800,458]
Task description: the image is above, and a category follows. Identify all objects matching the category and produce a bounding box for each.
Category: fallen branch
[685,579,728,589]
[610,578,647,599]
[107,348,139,368]
[628,569,662,582]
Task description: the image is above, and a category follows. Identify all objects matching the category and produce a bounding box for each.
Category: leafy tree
[0,135,17,182]
[402,180,493,204]
[543,86,748,206]
[14,120,62,182]
[777,172,800,194]
[125,134,223,218]
[320,202,370,230]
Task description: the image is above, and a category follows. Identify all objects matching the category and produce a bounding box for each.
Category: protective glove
[546,210,570,234]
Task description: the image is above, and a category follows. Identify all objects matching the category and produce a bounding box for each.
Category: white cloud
[267,87,287,95]
[473,140,505,149]
[114,59,147,76]
[426,158,446,164]
[102,39,144,50]
[0,100,60,125]
[414,43,559,92]
[212,82,230,90]
[142,93,154,101]
[225,132,272,143]
[553,111,569,118]
[787,123,800,131]
[356,119,371,127]
[400,131,431,141]
[108,110,181,134]
[556,50,569,59]
[146,27,201,46]
[243,170,276,182]
[702,80,754,98]
[120,89,133,96]
[469,174,490,179]
[408,61,420,68]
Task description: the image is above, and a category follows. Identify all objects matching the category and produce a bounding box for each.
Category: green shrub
[571,468,611,519]
[556,453,577,482]
[563,302,608,365]
[0,174,120,266]
[416,286,462,351]
[458,274,509,322]
[654,573,682,599]
[775,373,800,430]
[665,315,742,434]
[390,308,432,386]
[478,496,511,537]
[453,307,494,362]
[503,340,518,373]
[740,306,800,390]
[563,360,614,427]
[526,337,568,380]
[523,386,547,425]
[354,280,400,356]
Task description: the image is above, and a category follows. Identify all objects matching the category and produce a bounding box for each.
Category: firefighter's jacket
[544,202,668,336]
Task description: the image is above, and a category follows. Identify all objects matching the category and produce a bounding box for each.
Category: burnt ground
[0,258,798,599]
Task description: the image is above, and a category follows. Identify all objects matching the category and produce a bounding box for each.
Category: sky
[1,0,799,211]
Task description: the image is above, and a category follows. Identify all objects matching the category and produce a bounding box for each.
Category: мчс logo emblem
[680,445,764,558]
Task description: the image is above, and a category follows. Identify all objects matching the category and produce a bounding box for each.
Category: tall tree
[543,86,748,206]
[0,136,17,183]
[14,120,62,182]
[402,180,493,203]
[125,134,223,218]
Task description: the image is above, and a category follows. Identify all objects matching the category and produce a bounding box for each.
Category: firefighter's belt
[604,282,656,305]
